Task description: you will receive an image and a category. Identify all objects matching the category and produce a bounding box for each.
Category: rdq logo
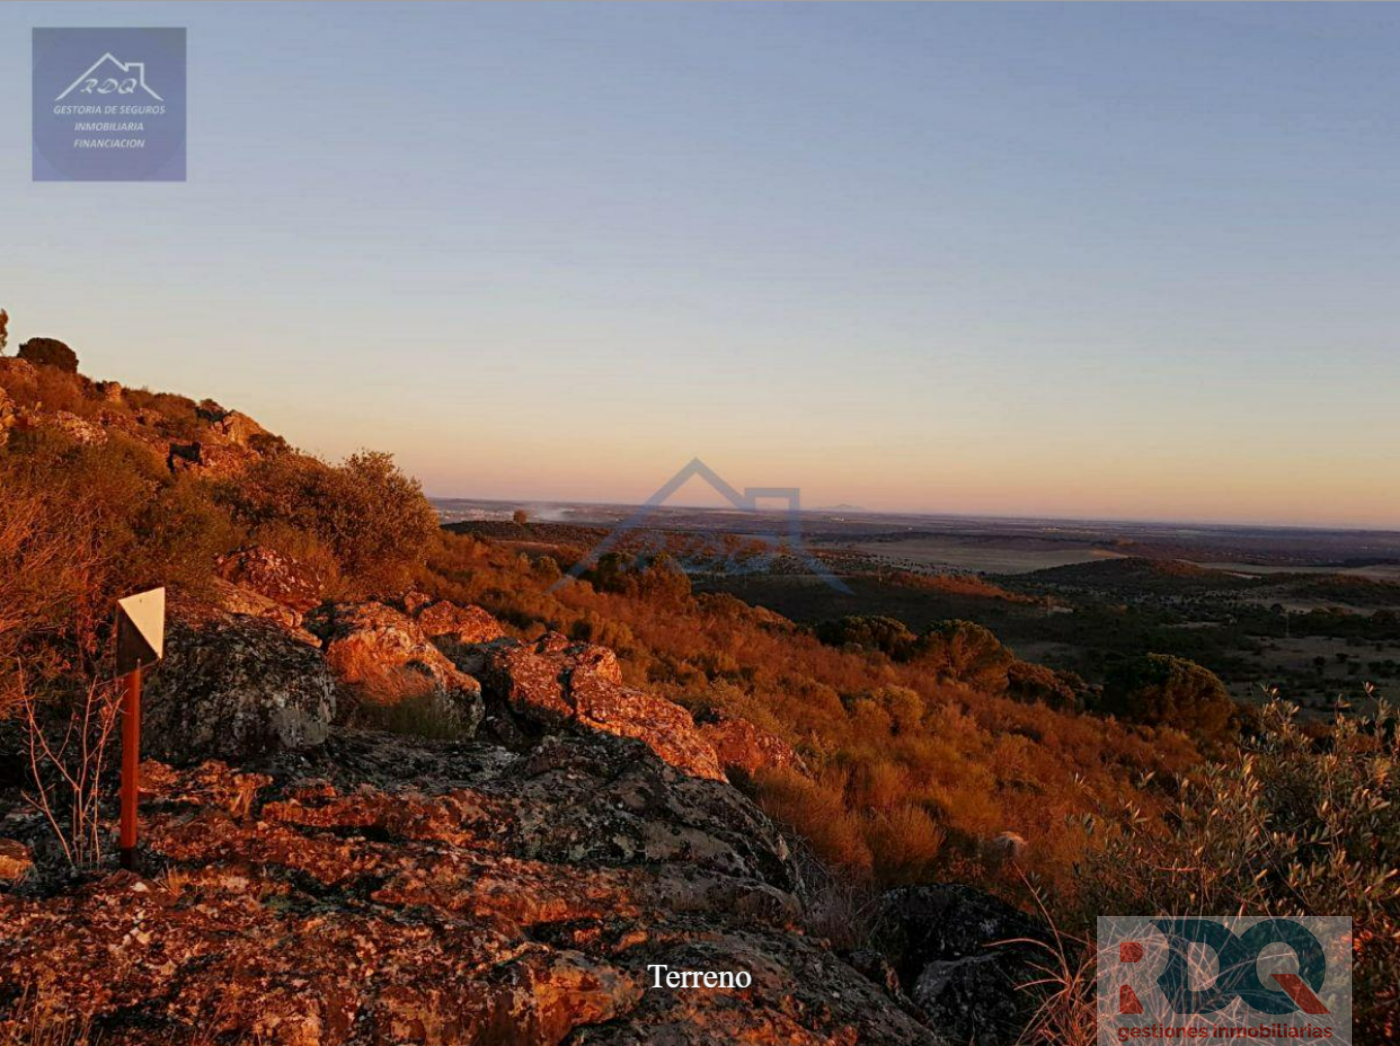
[1097,916,1351,1045]
[55,53,164,101]
[32,27,186,182]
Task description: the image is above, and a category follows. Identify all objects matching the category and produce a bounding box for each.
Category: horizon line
[426,494,1400,537]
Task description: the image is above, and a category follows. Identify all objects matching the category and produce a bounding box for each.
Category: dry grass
[0,984,95,1046]
[330,643,466,740]
[1011,874,1098,1046]
[412,529,1200,893]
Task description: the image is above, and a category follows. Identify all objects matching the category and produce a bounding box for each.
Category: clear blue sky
[3,3,1398,526]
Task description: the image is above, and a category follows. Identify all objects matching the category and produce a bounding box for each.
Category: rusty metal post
[119,666,142,870]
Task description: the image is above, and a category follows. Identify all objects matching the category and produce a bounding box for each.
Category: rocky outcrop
[870,884,1059,1046]
[209,408,268,446]
[0,731,941,1045]
[142,604,336,765]
[694,708,805,778]
[416,601,507,645]
[210,577,310,635]
[484,635,726,782]
[306,601,484,739]
[46,411,107,445]
[216,545,325,613]
[167,438,260,479]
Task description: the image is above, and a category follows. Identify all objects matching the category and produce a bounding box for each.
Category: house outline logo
[552,457,851,594]
[55,52,163,101]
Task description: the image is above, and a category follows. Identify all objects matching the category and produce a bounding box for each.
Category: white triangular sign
[116,587,165,674]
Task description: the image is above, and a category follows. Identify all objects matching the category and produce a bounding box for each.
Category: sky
[2,3,1398,528]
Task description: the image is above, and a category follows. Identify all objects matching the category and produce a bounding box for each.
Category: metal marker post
[114,588,165,872]
[119,665,142,870]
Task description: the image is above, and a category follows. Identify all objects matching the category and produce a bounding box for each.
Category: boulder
[210,409,268,446]
[305,601,484,738]
[982,831,1028,867]
[694,708,805,777]
[0,839,32,885]
[483,636,725,781]
[210,577,311,637]
[416,601,506,645]
[141,605,336,765]
[397,589,434,616]
[871,883,1059,1045]
[215,545,324,613]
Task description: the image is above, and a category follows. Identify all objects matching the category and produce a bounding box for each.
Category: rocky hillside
[0,349,1064,1044]
[0,354,281,478]
[1,577,1050,1045]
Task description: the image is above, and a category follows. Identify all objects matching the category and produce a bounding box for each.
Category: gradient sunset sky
[4,3,1398,527]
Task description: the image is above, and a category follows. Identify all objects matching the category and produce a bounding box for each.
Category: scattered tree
[916,619,1012,690]
[1094,653,1234,737]
[1006,659,1083,711]
[18,337,79,373]
[512,508,530,526]
[815,615,917,660]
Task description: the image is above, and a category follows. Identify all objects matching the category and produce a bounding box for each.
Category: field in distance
[437,498,1400,714]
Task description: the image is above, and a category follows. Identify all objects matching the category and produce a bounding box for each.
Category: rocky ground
[0,573,1056,1045]
[0,368,1058,1043]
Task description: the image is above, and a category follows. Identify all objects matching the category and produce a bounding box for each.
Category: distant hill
[1020,556,1260,594]
[1261,573,1400,609]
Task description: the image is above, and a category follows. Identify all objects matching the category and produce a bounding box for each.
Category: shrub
[916,619,1012,689]
[1007,660,1083,711]
[1076,700,1399,1040]
[0,429,241,672]
[756,766,874,879]
[585,552,692,605]
[0,479,104,711]
[1094,653,1233,736]
[867,804,947,885]
[224,450,437,592]
[17,338,78,373]
[815,615,918,660]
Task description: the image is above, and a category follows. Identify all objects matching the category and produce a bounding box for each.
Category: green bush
[1077,700,1398,1040]
[1094,653,1233,736]
[1006,659,1083,711]
[0,428,242,699]
[815,615,918,660]
[584,552,692,605]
